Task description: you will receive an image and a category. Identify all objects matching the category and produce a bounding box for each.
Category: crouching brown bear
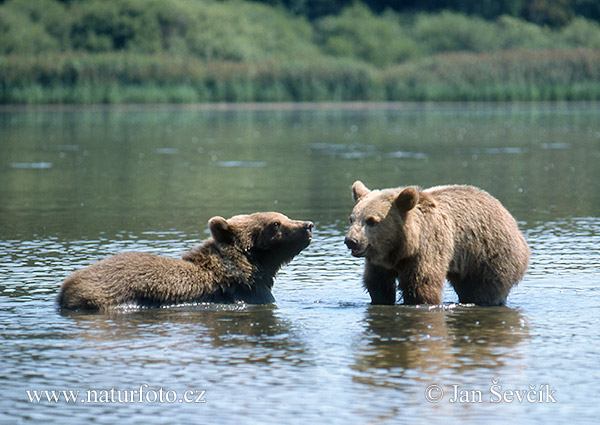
[345,181,529,306]
[58,212,313,311]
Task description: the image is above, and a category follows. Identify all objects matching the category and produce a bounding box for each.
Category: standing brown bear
[58,212,313,311]
[345,181,529,306]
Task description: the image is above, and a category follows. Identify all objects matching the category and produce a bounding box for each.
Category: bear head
[209,212,313,272]
[345,181,433,268]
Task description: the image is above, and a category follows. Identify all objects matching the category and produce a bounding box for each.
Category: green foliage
[185,1,321,62]
[315,3,418,66]
[0,6,59,53]
[56,0,321,61]
[69,0,163,52]
[2,49,599,103]
[0,53,383,103]
[560,17,600,48]
[496,14,554,49]
[412,11,502,53]
[384,49,600,101]
[5,0,71,45]
[1,0,600,103]
[2,0,600,61]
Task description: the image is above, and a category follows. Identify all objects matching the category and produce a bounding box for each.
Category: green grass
[384,49,600,101]
[0,54,379,103]
[1,49,599,103]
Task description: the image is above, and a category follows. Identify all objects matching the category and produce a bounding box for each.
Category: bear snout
[291,221,313,248]
[345,236,368,257]
[304,221,314,237]
[344,236,358,250]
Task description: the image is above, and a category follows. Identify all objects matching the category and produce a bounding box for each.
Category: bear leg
[398,262,445,305]
[398,256,446,305]
[363,260,397,305]
[450,277,513,306]
[399,278,445,305]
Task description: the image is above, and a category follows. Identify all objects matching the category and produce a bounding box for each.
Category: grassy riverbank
[1,0,600,103]
[2,49,599,104]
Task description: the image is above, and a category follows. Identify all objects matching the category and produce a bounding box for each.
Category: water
[1,103,599,424]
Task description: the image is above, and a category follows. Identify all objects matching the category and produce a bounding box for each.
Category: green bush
[63,0,323,61]
[412,11,502,53]
[4,0,71,47]
[0,7,59,54]
[185,1,321,62]
[560,17,600,49]
[69,0,164,53]
[315,3,419,66]
[148,1,194,55]
[496,15,554,50]
[1,0,599,64]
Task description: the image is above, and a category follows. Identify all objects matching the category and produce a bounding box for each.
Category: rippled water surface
[1,103,599,424]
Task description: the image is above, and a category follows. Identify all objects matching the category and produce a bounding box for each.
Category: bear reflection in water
[61,304,308,366]
[352,305,528,386]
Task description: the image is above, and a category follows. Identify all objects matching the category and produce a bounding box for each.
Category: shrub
[315,4,419,66]
[69,0,163,53]
[496,14,554,49]
[185,1,321,62]
[0,7,59,54]
[560,17,600,49]
[4,0,70,47]
[412,11,502,53]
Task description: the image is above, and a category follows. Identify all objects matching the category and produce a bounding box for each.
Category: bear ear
[395,187,419,212]
[209,216,233,243]
[352,181,371,203]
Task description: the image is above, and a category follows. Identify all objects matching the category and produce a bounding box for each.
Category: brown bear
[345,181,529,306]
[58,212,313,311]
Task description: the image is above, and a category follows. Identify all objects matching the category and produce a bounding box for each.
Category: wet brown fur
[58,212,313,311]
[345,181,530,306]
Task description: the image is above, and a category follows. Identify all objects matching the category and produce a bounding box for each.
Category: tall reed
[1,49,599,103]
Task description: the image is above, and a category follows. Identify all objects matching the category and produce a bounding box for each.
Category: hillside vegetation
[1,0,599,103]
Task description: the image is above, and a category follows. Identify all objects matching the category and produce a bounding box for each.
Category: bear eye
[272,221,281,229]
[365,216,378,226]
